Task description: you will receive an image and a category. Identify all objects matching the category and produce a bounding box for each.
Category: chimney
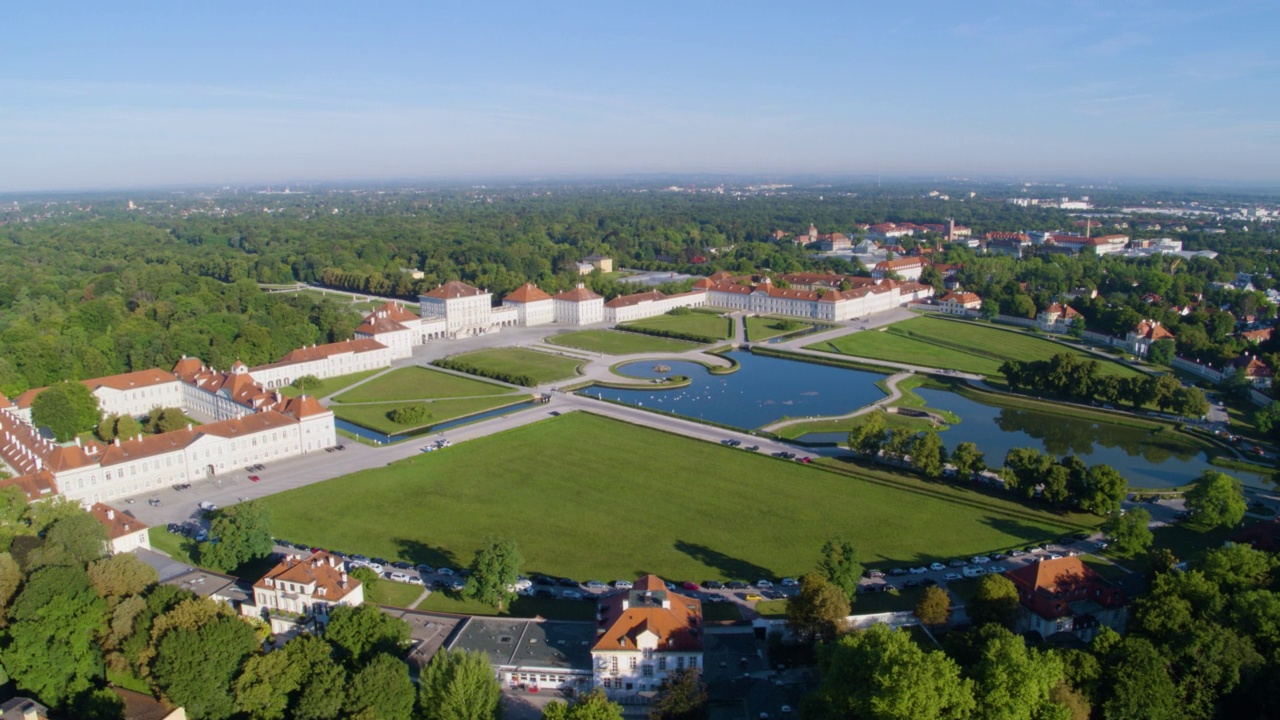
[114,437,121,447]
[74,437,81,447]
[187,423,192,431]
[106,509,114,520]
[19,701,40,720]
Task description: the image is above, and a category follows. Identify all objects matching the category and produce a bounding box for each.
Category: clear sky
[2,1,1277,191]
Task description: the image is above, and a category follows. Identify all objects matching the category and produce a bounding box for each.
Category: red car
[799,457,811,464]
[682,581,700,591]
[249,475,261,482]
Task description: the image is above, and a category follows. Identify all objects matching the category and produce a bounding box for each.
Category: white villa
[553,284,605,325]
[245,551,364,636]
[502,283,556,326]
[592,575,703,696]
[419,281,519,338]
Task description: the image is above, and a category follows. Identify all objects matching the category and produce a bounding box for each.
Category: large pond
[797,388,1267,490]
[584,351,1265,491]
[582,351,886,430]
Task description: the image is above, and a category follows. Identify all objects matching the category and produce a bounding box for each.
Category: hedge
[431,358,536,387]
[616,325,721,344]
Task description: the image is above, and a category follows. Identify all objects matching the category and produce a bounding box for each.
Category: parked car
[944,572,962,581]
[948,559,967,567]
[585,580,607,590]
[1010,550,1026,557]
[557,577,578,587]
[391,561,413,570]
[563,590,584,600]
[757,579,775,588]
[725,581,747,590]
[198,501,217,512]
[612,580,633,589]
[908,566,928,575]
[929,562,946,572]
[406,576,424,586]
[904,580,921,589]
[437,567,455,576]
[744,593,764,602]
[780,578,799,587]
[448,579,466,591]
[962,566,984,578]
[971,556,990,565]
[704,580,724,590]
[889,568,908,576]
[248,475,261,482]
[415,564,434,574]
[388,572,411,583]
[682,581,701,591]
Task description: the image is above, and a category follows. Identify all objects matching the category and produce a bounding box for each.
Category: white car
[388,572,411,583]
[909,566,928,575]
[584,580,607,590]
[756,580,774,589]
[971,556,990,565]
[612,580,633,589]
[780,577,799,587]
[929,562,946,572]
[962,566,985,578]
[406,576,424,586]
[944,572,962,581]
[513,578,533,591]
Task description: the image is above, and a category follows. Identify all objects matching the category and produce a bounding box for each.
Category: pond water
[581,351,887,430]
[797,388,1267,490]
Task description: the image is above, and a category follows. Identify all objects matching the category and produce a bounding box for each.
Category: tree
[969,626,1068,720]
[884,427,915,466]
[87,552,158,601]
[817,536,862,603]
[915,585,950,628]
[1078,464,1127,516]
[325,604,410,666]
[24,512,108,570]
[911,430,946,479]
[968,574,1021,629]
[1171,387,1209,418]
[2,565,108,708]
[849,412,887,459]
[1146,374,1183,413]
[285,635,347,720]
[1198,543,1280,594]
[417,649,502,720]
[808,624,975,720]
[1101,637,1180,720]
[235,649,303,720]
[542,688,624,720]
[151,615,258,720]
[147,407,189,434]
[1149,338,1175,366]
[1185,470,1247,529]
[198,500,274,573]
[350,566,380,594]
[1103,509,1153,557]
[0,552,21,618]
[345,653,415,720]
[649,667,708,720]
[950,442,985,481]
[466,536,523,611]
[30,381,101,441]
[786,573,850,643]
[96,414,141,443]
[293,375,322,393]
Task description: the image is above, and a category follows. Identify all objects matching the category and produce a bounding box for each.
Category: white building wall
[506,299,556,326]
[94,382,185,419]
[555,298,605,325]
[591,650,701,694]
[252,347,394,389]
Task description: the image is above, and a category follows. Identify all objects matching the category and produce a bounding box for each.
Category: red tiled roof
[1004,557,1125,620]
[13,368,181,409]
[1132,320,1175,342]
[90,502,148,540]
[254,551,360,603]
[873,257,928,271]
[269,339,387,366]
[604,290,666,309]
[503,283,553,304]
[553,285,602,302]
[422,281,485,299]
[355,316,407,335]
[593,575,702,653]
[0,470,59,501]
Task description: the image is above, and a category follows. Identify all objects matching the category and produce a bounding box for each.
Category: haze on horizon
[2,1,1277,193]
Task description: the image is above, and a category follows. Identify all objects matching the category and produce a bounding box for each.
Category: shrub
[388,405,431,425]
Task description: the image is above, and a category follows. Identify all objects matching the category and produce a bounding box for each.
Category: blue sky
[2,1,1277,191]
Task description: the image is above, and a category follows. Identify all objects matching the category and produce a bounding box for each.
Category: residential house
[244,551,364,637]
[592,575,703,696]
[12,369,184,424]
[0,698,48,720]
[90,502,150,554]
[1125,320,1176,356]
[871,256,929,282]
[1037,303,1082,333]
[584,254,614,273]
[354,301,447,358]
[937,291,982,315]
[1003,557,1127,642]
[111,688,187,720]
[1230,354,1274,387]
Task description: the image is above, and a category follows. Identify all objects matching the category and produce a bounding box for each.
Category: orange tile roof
[553,285,602,302]
[268,338,387,366]
[873,256,928,271]
[13,370,181,409]
[0,470,59,501]
[503,283,553,303]
[593,575,702,653]
[254,551,360,603]
[422,281,485,299]
[1004,557,1125,619]
[604,290,666,308]
[355,315,408,335]
[367,301,420,323]
[89,502,148,540]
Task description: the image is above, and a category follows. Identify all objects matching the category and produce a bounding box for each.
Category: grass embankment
[279,369,384,399]
[334,366,513,403]
[744,316,814,342]
[366,580,425,608]
[330,396,532,435]
[262,412,1076,582]
[546,330,703,355]
[775,375,958,441]
[415,592,597,621]
[442,348,585,385]
[809,316,1141,378]
[622,311,733,340]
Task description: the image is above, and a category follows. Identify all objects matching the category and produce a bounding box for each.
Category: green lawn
[444,348,585,385]
[810,317,1140,378]
[622,311,732,340]
[744,316,813,342]
[148,526,193,562]
[415,591,597,621]
[546,329,703,355]
[367,580,425,608]
[262,412,1074,582]
[779,410,941,441]
[331,396,531,434]
[279,369,385,399]
[334,366,513,403]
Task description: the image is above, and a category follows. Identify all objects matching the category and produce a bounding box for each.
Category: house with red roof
[937,291,982,315]
[1037,303,1082,333]
[244,551,364,637]
[251,338,394,389]
[553,283,605,325]
[1125,320,1176,356]
[1002,557,1127,642]
[503,283,556,326]
[871,256,929,282]
[12,369,184,424]
[353,301,448,358]
[592,575,703,696]
[1230,354,1274,387]
[89,502,150,554]
[419,280,520,338]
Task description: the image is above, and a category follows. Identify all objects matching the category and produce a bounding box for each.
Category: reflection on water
[582,351,886,430]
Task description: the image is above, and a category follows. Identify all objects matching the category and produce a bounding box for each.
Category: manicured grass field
[334,366,512,403]
[778,411,941,441]
[744,316,813,342]
[279,369,384,399]
[546,329,703,355]
[262,412,1074,582]
[331,396,530,434]
[444,348,584,385]
[810,317,1140,378]
[622,311,732,340]
[366,579,425,608]
[415,591,597,621]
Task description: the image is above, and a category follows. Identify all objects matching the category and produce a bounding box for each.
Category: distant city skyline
[2,2,1278,192]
